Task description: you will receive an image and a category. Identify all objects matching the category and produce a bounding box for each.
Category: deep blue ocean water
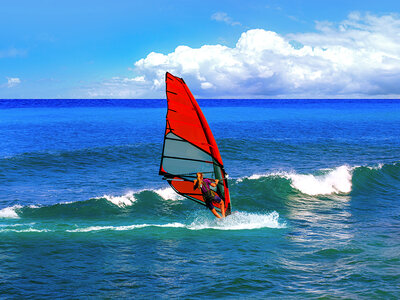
[0,99,399,298]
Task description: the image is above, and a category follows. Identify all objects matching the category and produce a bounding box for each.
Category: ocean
[0,99,399,298]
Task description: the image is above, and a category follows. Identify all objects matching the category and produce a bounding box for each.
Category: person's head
[196,172,203,180]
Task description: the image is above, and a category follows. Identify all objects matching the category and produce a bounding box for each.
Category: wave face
[0,185,285,229]
[1,162,398,230]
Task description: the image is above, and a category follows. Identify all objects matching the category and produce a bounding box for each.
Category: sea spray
[187,211,286,230]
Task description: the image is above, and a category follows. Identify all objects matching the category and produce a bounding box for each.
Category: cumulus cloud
[7,77,21,88]
[211,12,241,26]
[87,13,400,99]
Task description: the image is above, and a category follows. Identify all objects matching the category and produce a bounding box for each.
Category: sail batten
[159,72,231,215]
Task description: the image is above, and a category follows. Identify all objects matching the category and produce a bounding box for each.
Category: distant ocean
[1,99,399,298]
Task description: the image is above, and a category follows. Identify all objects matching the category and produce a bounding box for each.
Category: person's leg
[206,199,221,218]
[220,200,225,218]
[211,208,222,218]
[213,196,225,218]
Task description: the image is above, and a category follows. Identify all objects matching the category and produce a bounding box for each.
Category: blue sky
[1,0,400,98]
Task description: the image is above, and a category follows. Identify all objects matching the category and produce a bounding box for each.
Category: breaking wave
[0,163,398,230]
[236,165,353,195]
[0,205,22,219]
[0,186,193,221]
[95,192,137,207]
[235,163,398,196]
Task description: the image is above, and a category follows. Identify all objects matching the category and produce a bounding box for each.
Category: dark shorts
[205,194,222,210]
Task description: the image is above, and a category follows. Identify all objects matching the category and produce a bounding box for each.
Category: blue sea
[1,99,399,298]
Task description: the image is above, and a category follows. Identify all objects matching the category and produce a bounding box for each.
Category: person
[193,172,225,218]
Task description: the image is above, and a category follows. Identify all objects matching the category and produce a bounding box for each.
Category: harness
[200,181,217,202]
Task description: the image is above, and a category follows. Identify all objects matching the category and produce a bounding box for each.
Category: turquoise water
[1,99,399,298]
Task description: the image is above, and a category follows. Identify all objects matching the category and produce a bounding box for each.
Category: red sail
[159,72,231,215]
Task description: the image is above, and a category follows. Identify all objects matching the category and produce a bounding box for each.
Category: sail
[159,72,231,215]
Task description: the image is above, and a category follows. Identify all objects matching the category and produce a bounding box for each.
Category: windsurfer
[194,172,225,218]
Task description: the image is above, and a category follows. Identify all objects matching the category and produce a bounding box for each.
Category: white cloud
[85,13,400,99]
[80,76,157,98]
[211,12,241,26]
[0,48,27,59]
[7,77,21,88]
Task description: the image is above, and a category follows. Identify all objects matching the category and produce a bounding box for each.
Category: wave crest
[237,165,353,196]
[154,187,184,201]
[97,192,137,207]
[287,165,352,195]
[0,205,22,219]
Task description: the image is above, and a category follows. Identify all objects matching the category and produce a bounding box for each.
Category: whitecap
[154,187,184,201]
[286,165,352,195]
[97,191,137,207]
[236,165,353,195]
[365,163,384,170]
[0,205,22,219]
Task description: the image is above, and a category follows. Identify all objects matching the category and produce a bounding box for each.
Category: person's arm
[194,179,199,190]
[210,179,220,187]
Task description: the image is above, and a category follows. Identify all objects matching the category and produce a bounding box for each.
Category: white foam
[67,211,285,232]
[67,222,185,232]
[0,205,22,219]
[59,201,74,205]
[0,228,49,233]
[236,171,284,183]
[287,165,352,195]
[0,222,35,228]
[154,187,184,201]
[187,211,285,230]
[98,191,137,207]
[96,187,184,206]
[366,163,384,170]
[237,165,353,195]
